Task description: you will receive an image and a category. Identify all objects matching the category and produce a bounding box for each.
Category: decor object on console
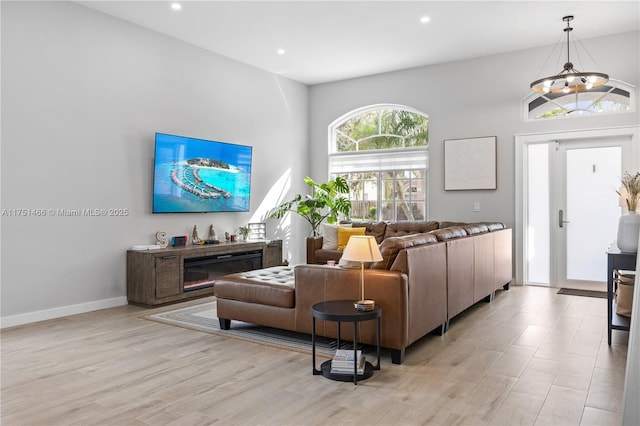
[615,271,635,317]
[155,231,169,248]
[270,176,351,236]
[616,171,640,253]
[248,223,267,240]
[172,235,187,246]
[238,225,250,241]
[208,225,217,241]
[530,15,608,94]
[192,225,201,244]
[341,236,383,311]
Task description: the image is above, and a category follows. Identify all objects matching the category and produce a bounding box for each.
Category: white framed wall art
[444,136,497,190]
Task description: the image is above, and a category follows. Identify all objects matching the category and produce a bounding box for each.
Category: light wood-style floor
[1,286,629,426]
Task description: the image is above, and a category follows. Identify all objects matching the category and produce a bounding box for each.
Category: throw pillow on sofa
[321,223,351,250]
[337,226,366,250]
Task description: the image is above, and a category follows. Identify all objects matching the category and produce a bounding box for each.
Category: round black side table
[311,300,381,385]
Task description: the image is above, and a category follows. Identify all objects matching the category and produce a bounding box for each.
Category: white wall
[622,235,640,425]
[0,1,310,325]
[309,31,640,229]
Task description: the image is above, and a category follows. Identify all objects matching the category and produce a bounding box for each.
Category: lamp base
[355,300,375,312]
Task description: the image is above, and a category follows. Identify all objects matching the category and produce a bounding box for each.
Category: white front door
[520,128,638,289]
[553,139,629,290]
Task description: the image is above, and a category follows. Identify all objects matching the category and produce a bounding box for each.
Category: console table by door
[607,248,636,345]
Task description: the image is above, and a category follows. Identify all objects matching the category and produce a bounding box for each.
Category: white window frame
[328,104,429,221]
[330,170,428,222]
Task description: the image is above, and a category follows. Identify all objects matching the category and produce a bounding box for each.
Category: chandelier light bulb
[566,75,575,83]
[563,85,570,94]
[588,75,598,83]
[543,86,550,93]
[586,82,594,90]
[543,80,552,87]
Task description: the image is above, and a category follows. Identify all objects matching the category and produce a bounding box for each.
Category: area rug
[141,301,343,358]
[557,288,608,298]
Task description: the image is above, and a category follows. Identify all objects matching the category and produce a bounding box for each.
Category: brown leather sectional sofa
[214,220,512,364]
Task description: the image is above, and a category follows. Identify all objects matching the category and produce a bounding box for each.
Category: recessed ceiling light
[277,48,286,55]
[171,3,182,11]
[420,16,430,24]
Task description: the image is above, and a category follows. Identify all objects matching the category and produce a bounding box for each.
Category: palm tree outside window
[329,105,429,222]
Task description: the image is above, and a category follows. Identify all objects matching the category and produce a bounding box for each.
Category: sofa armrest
[293,264,409,351]
[306,237,323,264]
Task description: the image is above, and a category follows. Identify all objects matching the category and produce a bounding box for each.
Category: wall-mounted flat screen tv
[153,133,252,213]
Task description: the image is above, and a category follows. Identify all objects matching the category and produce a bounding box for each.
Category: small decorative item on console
[171,235,187,246]
[238,225,250,241]
[155,231,169,248]
[208,224,217,241]
[616,171,640,253]
[192,225,202,245]
[248,223,267,239]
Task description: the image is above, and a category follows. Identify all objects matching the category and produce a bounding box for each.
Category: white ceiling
[76,1,640,85]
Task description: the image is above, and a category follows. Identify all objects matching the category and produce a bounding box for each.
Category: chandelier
[530,15,608,94]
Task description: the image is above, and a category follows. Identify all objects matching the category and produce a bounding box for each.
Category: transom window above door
[524,79,634,120]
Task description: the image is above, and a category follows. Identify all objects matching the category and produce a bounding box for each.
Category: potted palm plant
[270,176,351,236]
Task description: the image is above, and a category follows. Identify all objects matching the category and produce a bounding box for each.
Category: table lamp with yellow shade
[341,235,383,311]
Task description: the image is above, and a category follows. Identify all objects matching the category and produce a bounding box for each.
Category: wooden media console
[127,240,283,306]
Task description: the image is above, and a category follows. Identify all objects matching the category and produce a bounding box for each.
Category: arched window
[523,79,634,120]
[329,105,429,221]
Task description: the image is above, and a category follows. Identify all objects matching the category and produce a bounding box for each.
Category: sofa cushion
[482,222,505,231]
[430,226,468,241]
[214,266,295,308]
[321,223,351,250]
[351,221,388,244]
[313,248,343,264]
[337,226,366,250]
[439,221,468,228]
[461,223,489,235]
[371,232,439,270]
[383,221,439,239]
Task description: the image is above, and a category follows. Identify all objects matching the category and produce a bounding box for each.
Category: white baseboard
[1,297,128,329]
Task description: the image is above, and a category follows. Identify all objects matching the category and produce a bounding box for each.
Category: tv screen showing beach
[153,133,252,213]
